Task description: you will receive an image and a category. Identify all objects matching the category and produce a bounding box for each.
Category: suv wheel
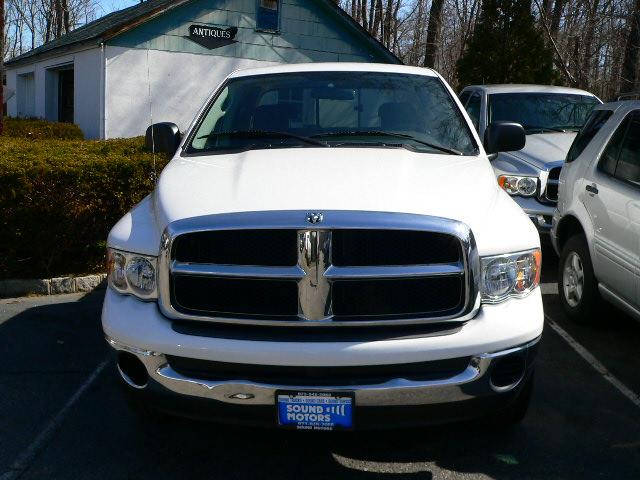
[559,234,600,323]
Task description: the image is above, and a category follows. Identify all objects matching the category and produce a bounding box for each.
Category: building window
[257,0,280,32]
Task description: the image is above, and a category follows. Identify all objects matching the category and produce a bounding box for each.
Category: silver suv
[460,85,600,234]
[552,101,640,322]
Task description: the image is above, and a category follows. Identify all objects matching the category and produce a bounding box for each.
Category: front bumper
[511,196,556,234]
[103,287,543,428]
[107,337,540,407]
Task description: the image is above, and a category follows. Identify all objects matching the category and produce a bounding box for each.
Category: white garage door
[17,72,36,118]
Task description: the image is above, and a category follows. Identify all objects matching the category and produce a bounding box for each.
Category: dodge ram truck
[103,63,543,430]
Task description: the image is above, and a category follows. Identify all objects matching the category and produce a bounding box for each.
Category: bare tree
[621,0,640,93]
[424,0,445,67]
[1,0,5,135]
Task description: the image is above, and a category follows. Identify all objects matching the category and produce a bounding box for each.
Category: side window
[465,93,481,130]
[459,91,471,107]
[256,0,280,32]
[566,110,613,163]
[614,113,640,185]
[598,116,629,176]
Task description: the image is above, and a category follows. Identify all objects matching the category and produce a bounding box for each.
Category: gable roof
[5,0,400,67]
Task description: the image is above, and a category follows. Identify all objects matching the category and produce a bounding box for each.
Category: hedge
[0,135,168,279]
[3,117,85,140]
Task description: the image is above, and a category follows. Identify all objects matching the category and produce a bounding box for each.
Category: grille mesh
[172,276,298,317]
[332,230,460,266]
[332,276,464,318]
[173,230,297,266]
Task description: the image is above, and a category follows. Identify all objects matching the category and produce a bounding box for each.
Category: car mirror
[145,122,181,156]
[484,122,526,156]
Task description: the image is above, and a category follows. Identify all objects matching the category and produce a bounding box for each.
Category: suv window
[599,116,629,176]
[459,91,471,106]
[614,113,640,185]
[566,109,613,163]
[465,93,481,130]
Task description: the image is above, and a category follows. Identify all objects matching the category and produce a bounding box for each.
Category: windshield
[187,72,478,155]
[488,93,600,134]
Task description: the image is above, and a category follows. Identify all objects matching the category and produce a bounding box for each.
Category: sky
[96,0,141,18]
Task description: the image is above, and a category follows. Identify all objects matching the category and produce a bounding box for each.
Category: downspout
[99,42,106,139]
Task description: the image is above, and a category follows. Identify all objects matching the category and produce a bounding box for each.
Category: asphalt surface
[1,253,639,479]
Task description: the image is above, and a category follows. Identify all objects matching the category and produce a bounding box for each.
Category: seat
[378,102,420,131]
[252,103,300,131]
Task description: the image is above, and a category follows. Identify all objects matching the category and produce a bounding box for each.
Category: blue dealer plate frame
[276,391,354,431]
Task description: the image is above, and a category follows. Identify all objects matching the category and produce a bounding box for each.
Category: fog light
[117,351,149,388]
[490,354,526,390]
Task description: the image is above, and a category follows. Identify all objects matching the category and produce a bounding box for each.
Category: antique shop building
[4,0,398,139]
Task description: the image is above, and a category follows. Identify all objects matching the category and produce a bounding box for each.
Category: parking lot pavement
[2,255,640,480]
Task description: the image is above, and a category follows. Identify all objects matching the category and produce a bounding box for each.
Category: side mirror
[484,122,526,155]
[145,122,181,156]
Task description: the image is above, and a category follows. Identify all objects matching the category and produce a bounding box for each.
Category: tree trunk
[424,0,444,68]
[1,0,4,135]
[550,0,564,39]
[542,0,553,15]
[580,0,601,88]
[621,0,640,94]
[62,0,69,33]
[372,0,382,37]
[55,0,63,37]
[360,0,368,31]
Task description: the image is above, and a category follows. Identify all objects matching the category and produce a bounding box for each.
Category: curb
[0,274,107,299]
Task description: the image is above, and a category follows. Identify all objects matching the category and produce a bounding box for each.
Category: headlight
[107,248,157,300]
[481,249,541,303]
[498,175,537,197]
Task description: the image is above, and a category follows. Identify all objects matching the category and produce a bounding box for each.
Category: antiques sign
[187,25,238,49]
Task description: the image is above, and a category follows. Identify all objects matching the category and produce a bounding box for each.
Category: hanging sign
[187,25,238,49]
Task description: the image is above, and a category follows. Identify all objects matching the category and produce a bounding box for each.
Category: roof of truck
[462,84,598,97]
[230,63,438,78]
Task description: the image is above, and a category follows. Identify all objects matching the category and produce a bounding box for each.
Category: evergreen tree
[456,0,558,88]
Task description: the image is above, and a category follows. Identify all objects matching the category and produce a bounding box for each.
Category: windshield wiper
[522,125,567,134]
[311,131,463,155]
[197,130,329,147]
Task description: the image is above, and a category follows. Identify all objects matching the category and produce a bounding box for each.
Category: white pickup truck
[102,63,543,430]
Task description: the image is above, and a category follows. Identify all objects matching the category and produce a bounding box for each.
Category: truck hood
[508,132,576,169]
[110,147,539,256]
[107,147,536,256]
[156,147,496,226]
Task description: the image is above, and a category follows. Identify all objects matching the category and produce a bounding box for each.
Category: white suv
[552,101,640,323]
[103,63,543,430]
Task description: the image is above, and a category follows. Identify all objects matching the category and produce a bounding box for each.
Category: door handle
[585,184,598,195]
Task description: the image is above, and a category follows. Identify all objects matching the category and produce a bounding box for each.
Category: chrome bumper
[511,196,555,233]
[107,336,540,407]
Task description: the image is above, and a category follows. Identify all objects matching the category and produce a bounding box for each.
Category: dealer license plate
[276,391,354,431]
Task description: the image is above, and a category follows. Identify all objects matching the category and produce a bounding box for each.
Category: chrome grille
[158,211,480,327]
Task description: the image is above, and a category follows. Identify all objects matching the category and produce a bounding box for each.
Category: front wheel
[558,234,600,324]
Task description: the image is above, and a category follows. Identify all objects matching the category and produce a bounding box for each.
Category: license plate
[276,391,354,431]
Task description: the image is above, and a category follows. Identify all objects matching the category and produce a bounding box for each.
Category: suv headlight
[107,248,157,300]
[498,175,538,197]
[480,249,541,303]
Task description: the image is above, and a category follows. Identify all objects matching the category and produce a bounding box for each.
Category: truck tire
[558,234,600,324]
